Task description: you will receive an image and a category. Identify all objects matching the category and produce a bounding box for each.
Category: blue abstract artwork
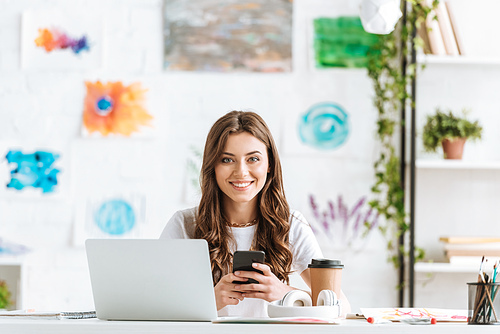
[94,199,136,235]
[5,150,60,193]
[298,102,349,150]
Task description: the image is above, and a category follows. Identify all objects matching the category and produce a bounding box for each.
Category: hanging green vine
[366,0,437,269]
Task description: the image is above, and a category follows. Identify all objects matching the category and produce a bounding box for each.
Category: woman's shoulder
[289,209,310,227]
[288,209,315,238]
[172,207,198,222]
[160,207,198,239]
[288,209,323,271]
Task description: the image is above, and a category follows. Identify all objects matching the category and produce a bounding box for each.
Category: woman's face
[215,132,269,207]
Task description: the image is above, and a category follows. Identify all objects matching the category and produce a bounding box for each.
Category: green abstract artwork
[313,17,380,68]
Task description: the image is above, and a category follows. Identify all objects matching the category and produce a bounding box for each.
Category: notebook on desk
[85,239,218,321]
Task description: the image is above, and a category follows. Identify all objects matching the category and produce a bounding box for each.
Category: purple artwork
[309,194,379,249]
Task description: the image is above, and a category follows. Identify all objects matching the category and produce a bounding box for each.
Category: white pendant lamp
[360,0,403,34]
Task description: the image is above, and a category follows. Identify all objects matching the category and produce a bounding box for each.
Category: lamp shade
[359,0,402,34]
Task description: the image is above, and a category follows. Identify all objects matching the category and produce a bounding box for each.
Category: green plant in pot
[422,108,483,159]
[0,280,12,310]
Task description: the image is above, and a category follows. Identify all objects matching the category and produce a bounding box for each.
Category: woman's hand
[214,272,246,311]
[233,263,294,302]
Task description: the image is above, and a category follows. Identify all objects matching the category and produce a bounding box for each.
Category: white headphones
[281,290,313,306]
[280,289,338,307]
[317,289,338,306]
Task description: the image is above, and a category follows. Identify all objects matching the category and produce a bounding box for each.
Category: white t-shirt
[160,207,323,318]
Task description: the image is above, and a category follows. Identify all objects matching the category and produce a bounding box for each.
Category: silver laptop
[85,239,218,321]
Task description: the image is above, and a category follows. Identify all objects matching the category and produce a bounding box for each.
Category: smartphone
[232,250,265,284]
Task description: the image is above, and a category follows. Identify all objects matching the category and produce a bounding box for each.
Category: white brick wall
[1,0,499,313]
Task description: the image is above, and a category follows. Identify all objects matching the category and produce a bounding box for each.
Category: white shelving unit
[416,160,500,170]
[412,37,500,308]
[415,262,489,274]
[417,54,500,65]
[0,257,25,310]
[414,55,500,277]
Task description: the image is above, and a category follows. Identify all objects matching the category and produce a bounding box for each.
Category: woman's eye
[221,157,232,163]
[249,157,259,162]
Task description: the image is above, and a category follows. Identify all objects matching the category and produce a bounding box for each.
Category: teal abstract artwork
[94,199,136,236]
[5,150,60,193]
[298,102,349,150]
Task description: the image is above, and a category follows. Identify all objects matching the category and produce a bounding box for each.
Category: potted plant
[422,108,483,159]
[0,280,12,310]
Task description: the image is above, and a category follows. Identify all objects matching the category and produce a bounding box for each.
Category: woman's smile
[230,180,254,190]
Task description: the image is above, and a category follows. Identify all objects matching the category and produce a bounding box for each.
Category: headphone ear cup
[281,290,313,307]
[317,290,337,306]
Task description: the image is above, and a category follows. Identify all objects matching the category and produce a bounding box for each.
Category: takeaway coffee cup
[308,258,344,306]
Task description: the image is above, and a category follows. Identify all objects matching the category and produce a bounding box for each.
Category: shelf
[0,256,25,265]
[416,160,500,170]
[417,54,500,65]
[415,262,488,273]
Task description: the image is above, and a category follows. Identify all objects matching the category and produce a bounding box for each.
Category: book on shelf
[436,1,459,56]
[443,242,500,251]
[439,236,500,244]
[417,21,433,55]
[445,249,500,257]
[425,0,446,55]
[444,0,465,55]
[422,0,463,56]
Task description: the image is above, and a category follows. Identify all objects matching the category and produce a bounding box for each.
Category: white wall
[1,0,496,314]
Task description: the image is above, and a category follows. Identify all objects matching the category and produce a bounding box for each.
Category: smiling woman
[215,132,269,209]
[160,110,350,318]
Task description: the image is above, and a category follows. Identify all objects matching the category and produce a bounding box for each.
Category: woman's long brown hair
[195,111,293,285]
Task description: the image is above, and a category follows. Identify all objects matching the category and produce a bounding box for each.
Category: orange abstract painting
[34,27,90,54]
[83,81,153,137]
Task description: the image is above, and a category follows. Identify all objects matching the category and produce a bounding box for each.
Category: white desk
[0,318,499,334]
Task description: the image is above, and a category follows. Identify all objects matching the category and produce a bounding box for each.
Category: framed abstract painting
[163,0,292,72]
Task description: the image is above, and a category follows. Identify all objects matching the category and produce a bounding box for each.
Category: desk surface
[0,318,499,334]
